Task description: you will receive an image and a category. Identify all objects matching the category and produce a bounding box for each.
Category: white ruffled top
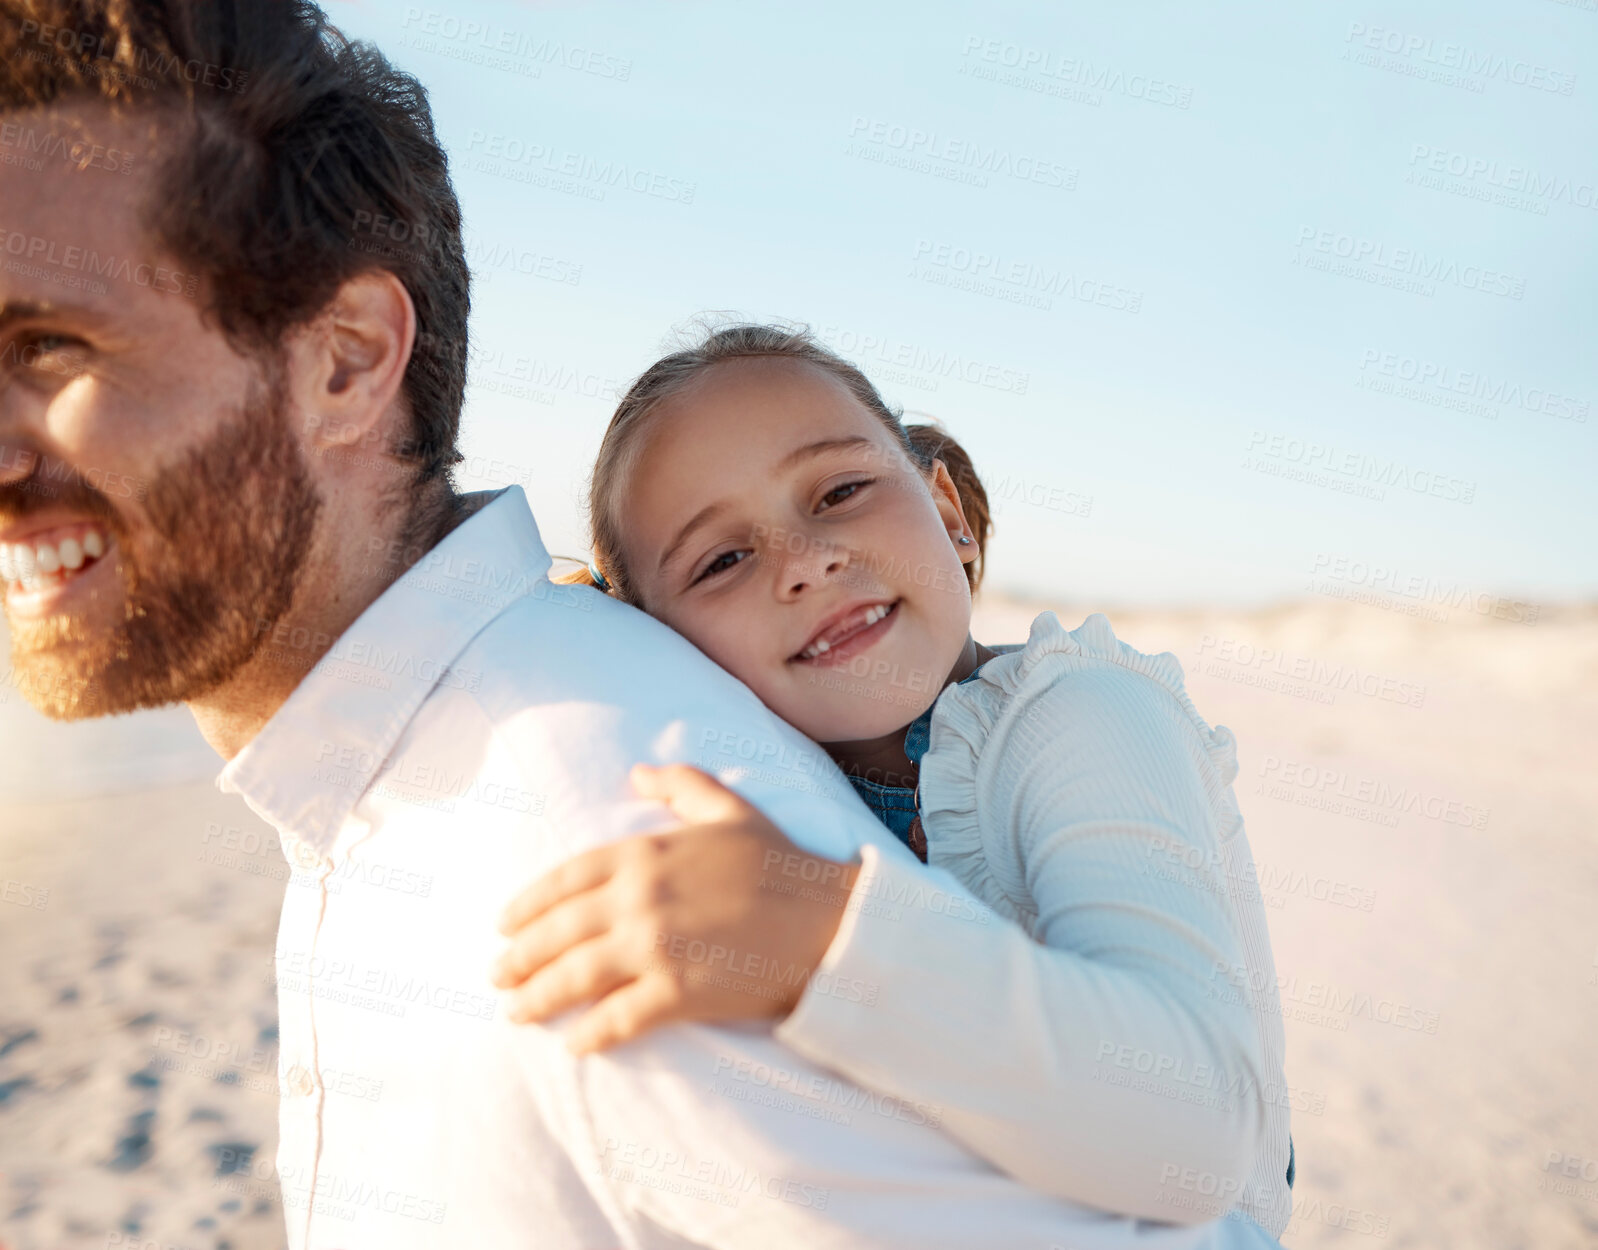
[922,612,1245,933]
[778,612,1294,1238]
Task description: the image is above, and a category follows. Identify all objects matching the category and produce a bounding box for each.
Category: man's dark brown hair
[0,0,470,484]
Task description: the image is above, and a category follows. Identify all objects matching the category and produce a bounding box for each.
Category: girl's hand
[490,763,861,1054]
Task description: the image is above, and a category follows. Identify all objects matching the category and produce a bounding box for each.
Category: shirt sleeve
[775,659,1269,1225]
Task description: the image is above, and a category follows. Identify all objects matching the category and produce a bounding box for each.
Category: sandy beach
[2,595,1595,1249]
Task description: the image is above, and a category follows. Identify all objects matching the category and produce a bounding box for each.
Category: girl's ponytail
[905,423,992,591]
[550,558,612,592]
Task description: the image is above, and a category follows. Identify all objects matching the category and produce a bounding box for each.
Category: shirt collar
[216,485,552,853]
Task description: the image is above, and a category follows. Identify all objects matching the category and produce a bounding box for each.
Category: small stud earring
[958,535,972,545]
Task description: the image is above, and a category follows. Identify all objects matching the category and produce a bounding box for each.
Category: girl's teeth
[800,603,894,660]
[34,545,61,574]
[82,530,104,559]
[58,538,84,570]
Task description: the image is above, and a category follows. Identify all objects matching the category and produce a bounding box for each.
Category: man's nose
[0,437,40,489]
[0,385,44,489]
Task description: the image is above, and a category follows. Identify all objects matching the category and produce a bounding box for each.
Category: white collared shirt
[218,486,1281,1250]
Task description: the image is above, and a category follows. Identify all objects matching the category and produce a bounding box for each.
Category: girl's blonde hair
[558,322,993,604]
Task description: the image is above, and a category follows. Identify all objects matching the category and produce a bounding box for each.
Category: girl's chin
[783,692,939,748]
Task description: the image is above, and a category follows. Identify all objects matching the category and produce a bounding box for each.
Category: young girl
[488,324,1294,1238]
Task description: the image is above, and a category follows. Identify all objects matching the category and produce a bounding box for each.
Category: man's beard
[1,374,321,720]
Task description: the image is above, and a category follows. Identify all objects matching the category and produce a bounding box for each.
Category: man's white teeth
[0,546,31,584]
[0,525,111,591]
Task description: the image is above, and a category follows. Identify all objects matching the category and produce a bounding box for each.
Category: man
[0,2,1282,1245]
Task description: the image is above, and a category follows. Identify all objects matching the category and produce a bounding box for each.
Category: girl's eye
[818,478,874,510]
[693,549,749,584]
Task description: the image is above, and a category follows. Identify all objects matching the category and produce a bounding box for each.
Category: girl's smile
[790,598,899,665]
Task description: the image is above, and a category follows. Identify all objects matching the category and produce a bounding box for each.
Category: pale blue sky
[331,0,1595,606]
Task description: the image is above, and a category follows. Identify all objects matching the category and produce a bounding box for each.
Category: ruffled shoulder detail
[918,613,1243,930]
[1015,612,1238,782]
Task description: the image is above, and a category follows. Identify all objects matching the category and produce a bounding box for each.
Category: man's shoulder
[458,580,758,710]
[443,579,825,792]
[434,581,879,860]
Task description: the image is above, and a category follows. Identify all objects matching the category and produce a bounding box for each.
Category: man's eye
[819,478,874,510]
[12,334,87,375]
[26,333,82,356]
[694,549,749,584]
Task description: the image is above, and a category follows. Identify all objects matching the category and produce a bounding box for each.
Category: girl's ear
[927,459,978,567]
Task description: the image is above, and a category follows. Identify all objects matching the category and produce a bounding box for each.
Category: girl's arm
[492,666,1272,1224]
[775,660,1272,1225]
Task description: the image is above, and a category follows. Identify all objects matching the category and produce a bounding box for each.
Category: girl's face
[617,356,979,745]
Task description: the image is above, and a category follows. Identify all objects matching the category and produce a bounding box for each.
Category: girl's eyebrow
[658,500,729,576]
[777,435,874,470]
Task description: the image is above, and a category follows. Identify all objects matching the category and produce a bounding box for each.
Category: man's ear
[927,458,978,568]
[285,270,417,458]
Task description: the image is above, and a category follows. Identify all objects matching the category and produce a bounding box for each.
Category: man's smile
[0,519,116,616]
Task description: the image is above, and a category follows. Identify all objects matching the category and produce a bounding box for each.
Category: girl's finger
[497,842,620,935]
[490,889,614,989]
[630,762,754,825]
[503,934,635,1025]
[566,972,687,1055]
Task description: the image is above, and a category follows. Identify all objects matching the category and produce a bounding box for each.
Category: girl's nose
[776,540,851,601]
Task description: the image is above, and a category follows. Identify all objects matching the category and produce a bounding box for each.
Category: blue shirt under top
[843,647,1020,853]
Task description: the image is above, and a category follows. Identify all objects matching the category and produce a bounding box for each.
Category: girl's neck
[820,634,997,790]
